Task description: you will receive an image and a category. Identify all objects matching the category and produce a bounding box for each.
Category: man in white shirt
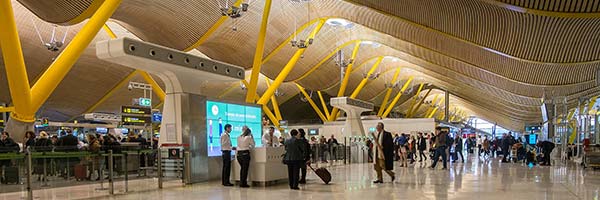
[262,127,279,147]
[220,124,233,186]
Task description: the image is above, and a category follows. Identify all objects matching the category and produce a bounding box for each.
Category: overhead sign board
[122,106,152,115]
[122,116,152,125]
[138,98,152,107]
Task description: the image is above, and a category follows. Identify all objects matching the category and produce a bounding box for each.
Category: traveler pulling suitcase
[2,166,19,184]
[308,164,331,184]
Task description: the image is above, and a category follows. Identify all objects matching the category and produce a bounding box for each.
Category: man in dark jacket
[297,129,311,184]
[283,129,306,190]
[0,131,19,153]
[430,127,448,169]
[454,135,465,163]
[417,133,427,162]
[537,140,555,166]
[372,122,395,183]
[57,130,79,152]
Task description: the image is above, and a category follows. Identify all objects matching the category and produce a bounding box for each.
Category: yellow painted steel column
[184,0,243,51]
[423,94,440,118]
[263,18,328,64]
[294,40,360,82]
[381,76,414,118]
[257,20,326,105]
[0,107,14,113]
[377,68,401,117]
[30,0,123,112]
[407,83,427,115]
[349,56,383,98]
[139,71,166,102]
[246,0,273,103]
[317,91,330,117]
[427,107,439,118]
[265,79,282,121]
[76,70,139,119]
[296,84,327,122]
[102,24,117,38]
[327,41,362,121]
[407,88,431,118]
[242,80,280,128]
[0,0,34,121]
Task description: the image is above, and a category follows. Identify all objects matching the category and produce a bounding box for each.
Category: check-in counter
[232,146,287,186]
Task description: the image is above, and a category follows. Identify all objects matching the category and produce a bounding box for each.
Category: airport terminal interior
[1,0,600,199]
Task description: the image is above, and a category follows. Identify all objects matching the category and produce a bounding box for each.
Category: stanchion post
[108,150,114,195]
[26,148,33,200]
[344,137,347,165]
[183,151,191,184]
[124,152,128,192]
[157,148,163,189]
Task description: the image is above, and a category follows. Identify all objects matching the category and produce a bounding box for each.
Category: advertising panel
[206,101,262,156]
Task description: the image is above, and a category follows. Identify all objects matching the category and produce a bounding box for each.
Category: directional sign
[138,98,151,107]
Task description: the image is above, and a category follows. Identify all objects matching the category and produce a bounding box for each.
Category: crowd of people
[0,129,158,183]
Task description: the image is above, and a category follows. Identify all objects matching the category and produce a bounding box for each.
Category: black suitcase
[2,166,20,184]
[308,164,331,184]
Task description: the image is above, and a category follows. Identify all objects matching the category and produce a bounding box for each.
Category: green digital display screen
[206,101,262,156]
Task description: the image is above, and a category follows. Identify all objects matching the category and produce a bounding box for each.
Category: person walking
[417,133,427,162]
[236,126,255,188]
[430,127,448,169]
[372,122,395,183]
[283,129,307,190]
[220,124,234,186]
[454,135,465,163]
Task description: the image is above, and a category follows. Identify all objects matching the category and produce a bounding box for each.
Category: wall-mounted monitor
[308,128,319,135]
[96,127,108,134]
[206,101,262,157]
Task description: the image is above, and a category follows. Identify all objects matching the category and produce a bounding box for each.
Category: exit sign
[138,98,151,107]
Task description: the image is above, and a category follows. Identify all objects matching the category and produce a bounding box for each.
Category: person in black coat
[454,135,465,163]
[372,122,395,183]
[537,141,555,166]
[283,129,306,190]
[24,131,36,150]
[57,130,79,152]
[33,131,53,152]
[297,129,311,184]
[417,133,427,162]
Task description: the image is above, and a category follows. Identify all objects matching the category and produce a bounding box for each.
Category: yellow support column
[377,68,401,117]
[427,107,439,118]
[293,40,360,82]
[423,94,440,118]
[246,0,273,103]
[265,79,282,121]
[257,20,326,105]
[327,42,363,121]
[184,0,243,51]
[317,91,330,117]
[381,76,414,118]
[0,0,34,121]
[407,88,432,118]
[74,70,140,120]
[296,84,327,122]
[406,84,425,117]
[242,80,280,129]
[30,0,123,112]
[139,71,166,102]
[349,57,384,98]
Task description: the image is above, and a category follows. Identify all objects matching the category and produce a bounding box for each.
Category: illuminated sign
[206,101,262,157]
[122,106,151,115]
[122,116,152,125]
[138,98,151,107]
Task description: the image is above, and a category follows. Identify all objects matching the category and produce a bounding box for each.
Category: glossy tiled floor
[2,154,599,200]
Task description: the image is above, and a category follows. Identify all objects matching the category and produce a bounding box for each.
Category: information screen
[206,101,262,156]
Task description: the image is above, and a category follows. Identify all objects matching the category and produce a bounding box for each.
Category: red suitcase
[74,164,88,181]
[308,164,331,184]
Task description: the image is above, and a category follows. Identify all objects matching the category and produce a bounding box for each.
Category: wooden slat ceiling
[6,0,600,131]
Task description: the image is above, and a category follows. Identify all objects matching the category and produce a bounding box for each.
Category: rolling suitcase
[74,164,88,181]
[308,164,331,184]
[2,166,19,184]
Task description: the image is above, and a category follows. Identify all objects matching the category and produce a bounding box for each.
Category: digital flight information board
[206,101,262,156]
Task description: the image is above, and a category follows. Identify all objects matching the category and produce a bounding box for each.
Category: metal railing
[0,146,186,200]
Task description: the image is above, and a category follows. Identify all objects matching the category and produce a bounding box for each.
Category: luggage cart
[583,145,600,170]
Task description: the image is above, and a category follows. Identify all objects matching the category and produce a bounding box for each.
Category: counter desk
[232,146,287,186]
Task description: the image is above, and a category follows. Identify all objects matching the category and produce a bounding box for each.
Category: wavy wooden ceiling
[5,0,600,131]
